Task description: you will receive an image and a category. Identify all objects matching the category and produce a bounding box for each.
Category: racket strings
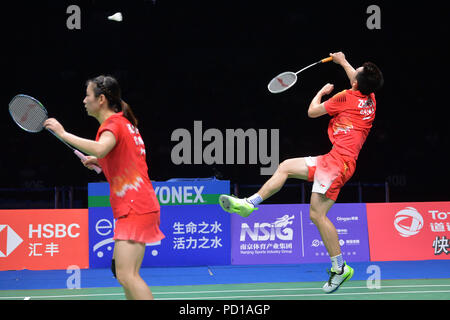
[268,72,297,93]
[9,96,48,132]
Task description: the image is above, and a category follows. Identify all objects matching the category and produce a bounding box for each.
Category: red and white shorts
[113,209,165,244]
[305,150,356,201]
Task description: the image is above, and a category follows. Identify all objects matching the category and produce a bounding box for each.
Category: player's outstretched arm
[330,52,356,84]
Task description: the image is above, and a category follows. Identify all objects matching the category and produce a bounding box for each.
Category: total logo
[0,225,23,257]
[394,207,424,237]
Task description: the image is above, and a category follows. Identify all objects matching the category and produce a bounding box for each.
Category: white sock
[247,193,263,207]
[330,254,344,272]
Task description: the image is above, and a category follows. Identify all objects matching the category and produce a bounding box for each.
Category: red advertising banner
[366,202,450,261]
[0,209,89,270]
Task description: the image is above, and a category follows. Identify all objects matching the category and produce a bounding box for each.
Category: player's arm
[308,83,334,118]
[43,118,116,158]
[330,52,356,84]
[59,130,116,159]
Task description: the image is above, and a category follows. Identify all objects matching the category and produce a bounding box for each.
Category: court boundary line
[2,283,450,300]
[158,290,450,300]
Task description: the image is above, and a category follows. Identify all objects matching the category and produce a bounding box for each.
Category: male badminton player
[44,75,164,300]
[219,52,384,293]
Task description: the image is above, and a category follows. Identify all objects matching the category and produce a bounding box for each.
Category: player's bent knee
[309,210,319,224]
[277,160,288,172]
[275,159,288,171]
[309,206,325,225]
[115,268,131,287]
[115,265,140,288]
[281,158,309,179]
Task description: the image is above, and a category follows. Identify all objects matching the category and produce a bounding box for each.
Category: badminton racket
[8,94,102,174]
[268,56,333,93]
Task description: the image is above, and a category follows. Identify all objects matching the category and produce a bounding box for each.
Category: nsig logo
[240,215,294,241]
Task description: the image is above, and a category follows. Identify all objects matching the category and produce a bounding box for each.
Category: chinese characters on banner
[366,202,450,261]
[2,191,448,271]
[88,179,231,268]
[151,205,231,266]
[173,221,223,250]
[0,209,89,271]
[230,203,371,265]
[432,236,449,255]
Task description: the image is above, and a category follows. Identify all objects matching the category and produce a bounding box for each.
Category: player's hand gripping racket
[268,56,333,93]
[8,94,102,174]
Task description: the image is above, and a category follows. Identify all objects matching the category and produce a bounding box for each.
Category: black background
[1,0,449,206]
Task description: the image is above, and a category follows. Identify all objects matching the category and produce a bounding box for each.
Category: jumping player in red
[219,52,384,293]
[44,75,164,300]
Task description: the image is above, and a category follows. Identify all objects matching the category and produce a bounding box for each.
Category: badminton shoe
[219,194,258,217]
[322,262,354,293]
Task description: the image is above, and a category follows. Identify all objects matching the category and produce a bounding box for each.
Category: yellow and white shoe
[219,194,258,218]
[322,263,354,293]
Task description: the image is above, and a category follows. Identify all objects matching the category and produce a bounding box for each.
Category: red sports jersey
[323,89,376,160]
[96,112,160,219]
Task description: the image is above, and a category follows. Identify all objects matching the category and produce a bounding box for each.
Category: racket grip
[74,150,102,174]
[321,57,333,63]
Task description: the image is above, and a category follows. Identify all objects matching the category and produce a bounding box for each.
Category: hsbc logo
[394,207,424,237]
[0,225,23,257]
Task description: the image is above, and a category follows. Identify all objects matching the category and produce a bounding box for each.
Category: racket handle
[321,57,333,63]
[73,150,102,174]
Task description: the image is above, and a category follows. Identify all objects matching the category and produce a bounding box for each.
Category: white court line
[2,284,450,300]
[153,284,450,295]
[1,292,124,299]
[157,290,450,300]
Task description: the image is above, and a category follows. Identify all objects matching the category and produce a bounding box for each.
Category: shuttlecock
[108,12,123,22]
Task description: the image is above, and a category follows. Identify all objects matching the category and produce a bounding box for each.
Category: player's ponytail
[87,75,138,127]
[120,100,138,127]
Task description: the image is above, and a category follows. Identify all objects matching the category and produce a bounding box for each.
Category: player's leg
[309,193,353,293]
[114,240,154,300]
[309,192,340,256]
[219,157,310,217]
[112,245,132,299]
[256,157,309,199]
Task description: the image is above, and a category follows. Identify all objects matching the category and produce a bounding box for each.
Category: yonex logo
[0,225,23,257]
[394,207,424,237]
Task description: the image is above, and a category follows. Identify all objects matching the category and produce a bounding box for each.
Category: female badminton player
[44,75,164,300]
[219,52,384,293]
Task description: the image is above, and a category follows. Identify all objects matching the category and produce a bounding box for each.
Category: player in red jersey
[219,52,384,293]
[44,75,164,300]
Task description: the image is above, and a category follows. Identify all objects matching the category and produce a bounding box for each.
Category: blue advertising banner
[88,178,230,268]
[231,203,370,265]
[302,203,370,263]
[231,204,307,265]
